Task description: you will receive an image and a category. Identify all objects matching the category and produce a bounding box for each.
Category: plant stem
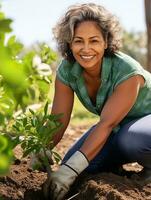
[42,147,52,177]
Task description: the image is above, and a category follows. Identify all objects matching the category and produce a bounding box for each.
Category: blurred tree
[0,5,58,176]
[144,0,151,71]
[121,30,147,68]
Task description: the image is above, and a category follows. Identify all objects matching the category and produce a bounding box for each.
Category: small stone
[17,190,24,198]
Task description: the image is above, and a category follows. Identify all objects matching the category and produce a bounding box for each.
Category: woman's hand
[43,151,89,200]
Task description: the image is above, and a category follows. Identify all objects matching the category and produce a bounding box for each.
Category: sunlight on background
[1,0,145,47]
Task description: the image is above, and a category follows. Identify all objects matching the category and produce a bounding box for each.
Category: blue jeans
[62,115,151,173]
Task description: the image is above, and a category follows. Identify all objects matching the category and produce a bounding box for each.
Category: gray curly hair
[53,3,122,62]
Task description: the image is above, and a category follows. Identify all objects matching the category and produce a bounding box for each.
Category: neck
[83,65,101,79]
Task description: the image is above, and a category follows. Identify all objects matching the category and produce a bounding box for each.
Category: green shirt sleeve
[113,53,146,89]
[56,59,71,86]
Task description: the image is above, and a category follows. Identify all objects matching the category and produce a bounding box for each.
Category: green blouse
[56,52,151,132]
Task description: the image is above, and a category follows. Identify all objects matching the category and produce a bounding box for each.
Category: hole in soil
[24,189,45,200]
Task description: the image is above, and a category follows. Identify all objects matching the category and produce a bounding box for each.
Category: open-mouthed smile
[80,55,95,60]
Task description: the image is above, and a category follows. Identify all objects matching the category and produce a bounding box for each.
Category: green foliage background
[0,8,58,175]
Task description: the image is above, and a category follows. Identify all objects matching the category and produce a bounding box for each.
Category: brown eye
[74,40,82,43]
[91,40,99,43]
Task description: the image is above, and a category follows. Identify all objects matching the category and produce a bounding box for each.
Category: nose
[82,42,91,52]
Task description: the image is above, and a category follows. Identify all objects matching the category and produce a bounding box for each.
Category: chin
[78,59,100,69]
[81,63,97,69]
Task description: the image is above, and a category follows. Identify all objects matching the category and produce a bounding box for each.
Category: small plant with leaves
[12,101,63,178]
[0,5,59,177]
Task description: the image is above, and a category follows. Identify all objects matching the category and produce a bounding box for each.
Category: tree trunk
[145,0,151,71]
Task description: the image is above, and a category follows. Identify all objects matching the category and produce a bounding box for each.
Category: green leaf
[22,117,28,127]
[0,12,5,20]
[15,120,23,128]
[25,124,32,131]
[52,150,62,163]
[0,19,12,33]
[0,135,13,175]
[7,35,23,56]
[44,101,48,116]
[29,108,35,115]
[7,35,16,46]
[48,113,63,121]
[0,46,28,90]
[0,135,8,153]
[0,33,5,45]
[12,124,20,132]
[31,117,36,127]
[21,141,27,149]
[0,154,10,174]
[23,147,34,157]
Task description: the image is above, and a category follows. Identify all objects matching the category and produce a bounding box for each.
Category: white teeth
[81,55,94,60]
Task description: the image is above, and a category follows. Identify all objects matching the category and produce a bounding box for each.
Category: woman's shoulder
[109,52,151,88]
[56,59,76,85]
[57,59,73,71]
[113,52,143,70]
[109,51,145,77]
[56,59,75,86]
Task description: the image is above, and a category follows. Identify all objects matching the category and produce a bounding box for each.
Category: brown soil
[0,124,151,200]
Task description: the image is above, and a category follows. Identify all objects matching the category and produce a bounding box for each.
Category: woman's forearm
[52,123,68,146]
[80,122,113,161]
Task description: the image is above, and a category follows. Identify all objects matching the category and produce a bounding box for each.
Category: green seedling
[12,101,63,178]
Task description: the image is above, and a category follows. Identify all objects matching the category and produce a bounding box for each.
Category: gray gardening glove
[44,150,89,200]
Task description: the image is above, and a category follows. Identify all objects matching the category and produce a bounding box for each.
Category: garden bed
[0,125,151,200]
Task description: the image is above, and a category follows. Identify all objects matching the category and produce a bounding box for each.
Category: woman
[46,3,151,200]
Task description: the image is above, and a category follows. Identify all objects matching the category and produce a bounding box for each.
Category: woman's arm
[80,75,145,161]
[51,77,74,146]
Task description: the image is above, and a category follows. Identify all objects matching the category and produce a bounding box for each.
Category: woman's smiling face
[70,21,107,70]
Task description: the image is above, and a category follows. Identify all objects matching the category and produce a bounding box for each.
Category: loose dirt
[0,125,151,200]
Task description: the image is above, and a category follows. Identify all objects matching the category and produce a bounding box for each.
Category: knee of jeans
[115,133,139,156]
[117,132,151,155]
